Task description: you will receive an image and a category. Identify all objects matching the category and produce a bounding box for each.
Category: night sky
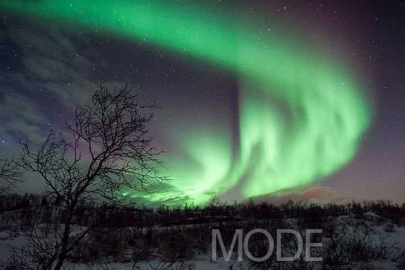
[0,0,404,206]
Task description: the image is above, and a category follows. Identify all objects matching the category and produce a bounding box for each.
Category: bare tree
[16,84,165,270]
[0,157,21,196]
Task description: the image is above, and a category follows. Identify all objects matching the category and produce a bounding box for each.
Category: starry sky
[0,0,404,205]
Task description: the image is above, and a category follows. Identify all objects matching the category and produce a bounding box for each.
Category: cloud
[0,92,48,145]
[9,21,99,107]
[0,16,105,146]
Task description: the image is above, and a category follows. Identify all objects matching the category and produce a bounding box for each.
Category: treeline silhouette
[1,193,405,230]
[2,193,405,268]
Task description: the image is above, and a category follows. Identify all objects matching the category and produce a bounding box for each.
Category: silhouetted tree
[0,158,21,197]
[15,84,165,270]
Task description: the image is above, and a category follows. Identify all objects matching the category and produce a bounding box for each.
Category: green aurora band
[1,0,372,205]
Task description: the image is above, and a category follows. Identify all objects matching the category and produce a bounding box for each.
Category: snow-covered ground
[1,213,405,269]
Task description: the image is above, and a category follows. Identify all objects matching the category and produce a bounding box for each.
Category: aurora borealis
[1,1,404,205]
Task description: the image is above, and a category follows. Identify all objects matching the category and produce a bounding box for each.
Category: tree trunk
[52,220,71,270]
[53,202,76,270]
